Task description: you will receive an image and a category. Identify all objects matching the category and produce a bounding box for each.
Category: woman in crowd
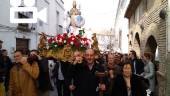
[112,63,147,96]
[142,52,155,96]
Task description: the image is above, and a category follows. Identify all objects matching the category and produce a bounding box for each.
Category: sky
[63,0,119,31]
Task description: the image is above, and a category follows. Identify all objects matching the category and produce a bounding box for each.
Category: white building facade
[37,0,65,35]
[114,0,129,53]
[0,0,64,58]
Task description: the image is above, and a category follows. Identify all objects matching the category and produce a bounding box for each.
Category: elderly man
[69,49,106,96]
[8,50,39,96]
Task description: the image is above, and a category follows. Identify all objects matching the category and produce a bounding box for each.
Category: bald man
[69,49,106,96]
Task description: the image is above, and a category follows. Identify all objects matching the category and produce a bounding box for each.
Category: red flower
[48,37,53,44]
[63,33,68,37]
[76,34,81,39]
[75,41,80,47]
[83,38,88,41]
[57,34,62,38]
[48,32,90,49]
[54,36,58,42]
[85,42,89,46]
[70,33,74,36]
[58,42,62,46]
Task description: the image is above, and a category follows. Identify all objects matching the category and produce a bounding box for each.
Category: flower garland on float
[48,32,91,51]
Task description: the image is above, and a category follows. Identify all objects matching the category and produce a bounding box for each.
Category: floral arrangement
[48,32,91,51]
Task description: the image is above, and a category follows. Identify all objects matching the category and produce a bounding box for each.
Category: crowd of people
[0,40,157,96]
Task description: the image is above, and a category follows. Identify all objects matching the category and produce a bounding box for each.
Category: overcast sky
[63,0,119,31]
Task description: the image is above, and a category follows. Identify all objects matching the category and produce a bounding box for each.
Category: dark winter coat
[112,74,147,96]
[71,61,106,96]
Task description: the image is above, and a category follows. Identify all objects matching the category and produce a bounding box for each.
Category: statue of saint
[70,1,79,16]
[69,1,79,27]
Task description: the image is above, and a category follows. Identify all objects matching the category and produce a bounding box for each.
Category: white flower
[81,41,84,44]
[54,45,57,47]
[70,41,74,45]
[64,40,66,43]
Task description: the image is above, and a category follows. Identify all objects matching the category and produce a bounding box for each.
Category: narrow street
[0,0,170,96]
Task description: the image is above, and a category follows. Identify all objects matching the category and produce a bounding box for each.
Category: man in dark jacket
[129,50,144,75]
[69,49,106,96]
[1,49,13,92]
[56,60,73,96]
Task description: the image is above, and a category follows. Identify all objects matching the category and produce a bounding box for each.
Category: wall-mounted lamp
[159,9,167,19]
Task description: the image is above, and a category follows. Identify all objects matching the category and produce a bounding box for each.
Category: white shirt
[58,62,64,80]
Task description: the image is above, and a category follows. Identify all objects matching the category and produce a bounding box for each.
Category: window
[120,0,127,9]
[39,21,43,26]
[17,12,31,32]
[135,7,139,23]
[139,1,144,19]
[143,0,147,12]
[129,14,135,28]
[56,11,59,33]
[58,25,63,34]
